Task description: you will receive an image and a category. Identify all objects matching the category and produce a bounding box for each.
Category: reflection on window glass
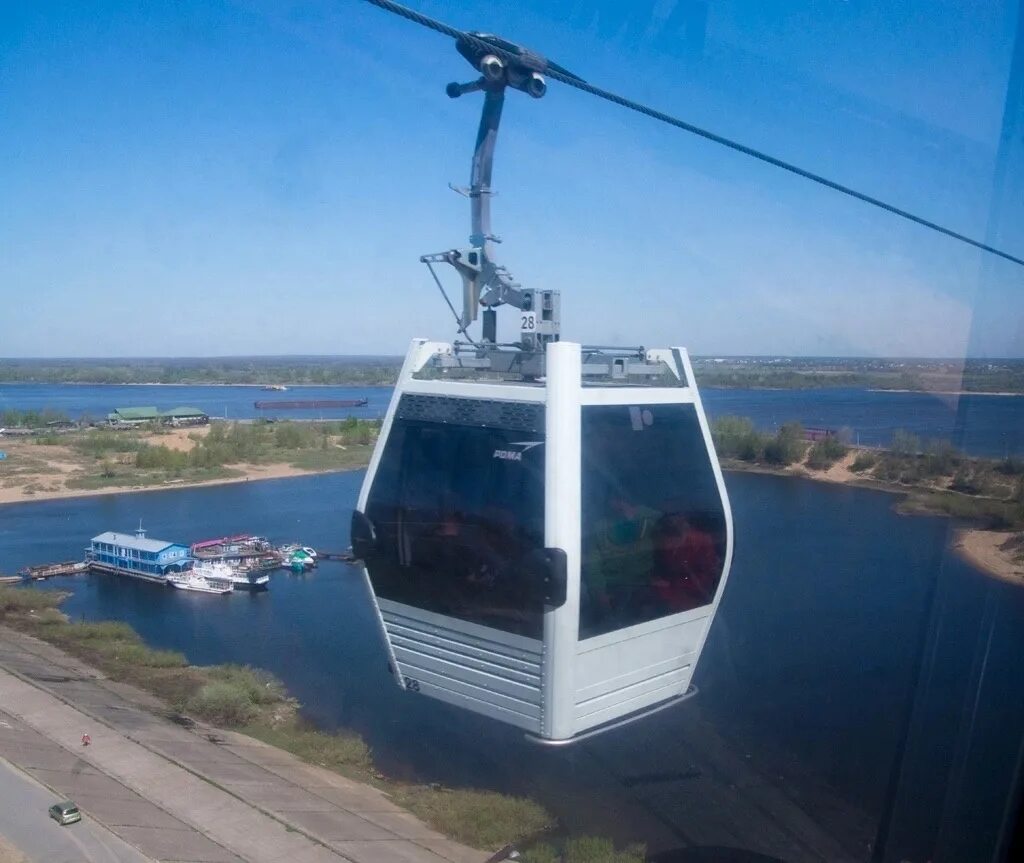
[580,403,726,639]
[365,404,545,638]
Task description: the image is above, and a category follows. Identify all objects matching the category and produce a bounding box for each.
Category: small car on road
[48,800,81,826]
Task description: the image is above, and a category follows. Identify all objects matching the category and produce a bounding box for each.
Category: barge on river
[86,526,191,583]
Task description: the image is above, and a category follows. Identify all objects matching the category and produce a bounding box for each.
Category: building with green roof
[108,406,208,426]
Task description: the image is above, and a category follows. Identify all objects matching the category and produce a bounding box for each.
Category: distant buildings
[107,406,208,426]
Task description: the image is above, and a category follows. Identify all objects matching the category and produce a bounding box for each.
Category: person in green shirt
[585,496,659,624]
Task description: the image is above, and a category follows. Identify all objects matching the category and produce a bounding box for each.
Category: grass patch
[288,446,374,471]
[59,620,139,642]
[903,491,1020,528]
[186,681,261,725]
[0,585,64,616]
[100,642,187,668]
[0,587,580,853]
[520,837,646,863]
[204,664,287,705]
[242,722,373,776]
[392,786,553,850]
[850,451,878,472]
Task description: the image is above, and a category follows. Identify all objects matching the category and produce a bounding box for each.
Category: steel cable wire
[361,0,1023,268]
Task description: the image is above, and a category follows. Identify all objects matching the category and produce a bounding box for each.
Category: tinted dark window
[364,400,545,638]
[580,403,727,639]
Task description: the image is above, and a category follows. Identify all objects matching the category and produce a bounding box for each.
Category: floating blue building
[87,525,191,583]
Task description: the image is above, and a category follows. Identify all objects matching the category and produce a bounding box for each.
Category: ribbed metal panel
[572,614,707,732]
[380,602,544,731]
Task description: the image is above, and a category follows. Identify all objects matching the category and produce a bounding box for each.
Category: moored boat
[228,566,270,590]
[166,569,233,597]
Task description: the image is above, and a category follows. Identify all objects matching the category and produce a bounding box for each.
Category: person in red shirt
[652,512,722,612]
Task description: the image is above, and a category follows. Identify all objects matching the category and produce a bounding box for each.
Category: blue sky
[0,0,1021,357]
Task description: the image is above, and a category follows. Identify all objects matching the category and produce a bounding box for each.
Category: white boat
[229,567,270,590]
[279,544,317,560]
[167,562,234,594]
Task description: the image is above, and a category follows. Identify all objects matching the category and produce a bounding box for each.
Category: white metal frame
[354,339,734,742]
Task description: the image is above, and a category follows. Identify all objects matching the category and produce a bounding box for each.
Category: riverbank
[867,388,1024,397]
[954,529,1024,585]
[0,421,377,506]
[0,587,641,861]
[0,622,485,863]
[0,459,347,506]
[722,450,1024,584]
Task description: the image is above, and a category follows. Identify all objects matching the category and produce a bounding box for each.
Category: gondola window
[580,403,727,639]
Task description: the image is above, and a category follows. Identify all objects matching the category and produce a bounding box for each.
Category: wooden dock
[317,549,356,562]
[18,561,88,580]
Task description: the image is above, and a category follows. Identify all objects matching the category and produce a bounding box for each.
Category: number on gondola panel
[403,676,421,692]
[520,312,537,332]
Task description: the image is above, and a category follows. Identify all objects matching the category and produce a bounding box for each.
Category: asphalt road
[0,757,152,863]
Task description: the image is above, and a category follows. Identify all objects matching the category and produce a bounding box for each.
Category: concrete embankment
[0,625,484,863]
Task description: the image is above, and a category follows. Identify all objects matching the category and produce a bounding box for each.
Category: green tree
[764,422,805,466]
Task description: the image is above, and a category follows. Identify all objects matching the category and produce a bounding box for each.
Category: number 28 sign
[520,312,537,332]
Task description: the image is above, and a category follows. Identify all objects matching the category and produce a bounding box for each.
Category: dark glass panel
[580,403,727,639]
[364,397,546,638]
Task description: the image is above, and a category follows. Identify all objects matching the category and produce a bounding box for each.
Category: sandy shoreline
[0,462,356,506]
[866,388,1024,397]
[954,529,1023,585]
[0,425,363,507]
[4,442,1020,585]
[723,452,1023,585]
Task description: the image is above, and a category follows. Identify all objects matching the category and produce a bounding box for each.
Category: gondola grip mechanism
[350,510,377,561]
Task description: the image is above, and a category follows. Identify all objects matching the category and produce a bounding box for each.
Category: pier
[17,561,88,580]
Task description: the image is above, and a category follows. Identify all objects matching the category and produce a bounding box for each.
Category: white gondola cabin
[352,339,733,743]
[350,28,734,742]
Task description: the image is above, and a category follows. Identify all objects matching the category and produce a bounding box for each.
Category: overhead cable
[361,0,1023,268]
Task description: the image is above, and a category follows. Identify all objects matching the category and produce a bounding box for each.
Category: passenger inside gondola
[584,495,659,624]
[651,511,723,612]
[579,402,728,638]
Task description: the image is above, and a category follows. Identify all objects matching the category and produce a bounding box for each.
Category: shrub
[712,416,766,462]
[924,440,959,475]
[764,422,805,466]
[891,429,921,456]
[805,435,847,470]
[950,463,994,496]
[205,664,286,705]
[186,682,259,726]
[996,457,1024,476]
[136,444,187,471]
[850,451,878,472]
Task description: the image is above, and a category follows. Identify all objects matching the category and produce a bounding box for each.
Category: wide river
[2,470,1022,862]
[2,382,1023,456]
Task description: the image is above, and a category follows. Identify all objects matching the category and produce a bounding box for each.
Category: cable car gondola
[351,25,734,743]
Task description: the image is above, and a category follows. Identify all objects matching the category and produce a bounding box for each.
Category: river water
[1,471,1021,862]
[2,382,1023,457]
